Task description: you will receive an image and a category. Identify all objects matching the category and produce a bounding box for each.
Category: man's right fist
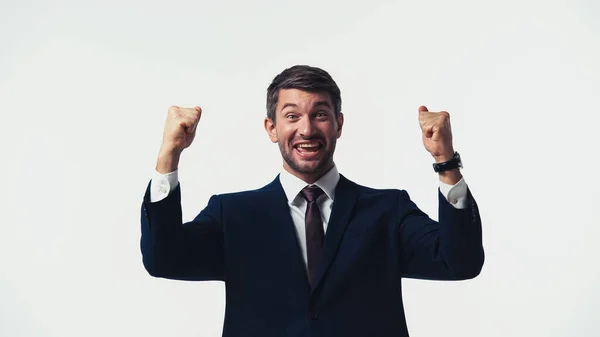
[155,106,202,174]
[160,105,202,155]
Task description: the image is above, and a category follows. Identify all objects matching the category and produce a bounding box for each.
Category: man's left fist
[418,105,455,162]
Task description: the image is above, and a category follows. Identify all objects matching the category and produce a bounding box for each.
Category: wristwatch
[432,151,462,172]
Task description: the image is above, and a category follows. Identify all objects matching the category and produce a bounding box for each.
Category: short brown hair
[266,65,342,124]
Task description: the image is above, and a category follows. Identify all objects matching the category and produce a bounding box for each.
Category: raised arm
[139,105,225,281]
[398,105,484,280]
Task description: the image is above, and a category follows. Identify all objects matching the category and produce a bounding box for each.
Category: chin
[297,164,322,174]
[293,158,331,174]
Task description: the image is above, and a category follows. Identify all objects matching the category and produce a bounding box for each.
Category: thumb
[418,105,429,113]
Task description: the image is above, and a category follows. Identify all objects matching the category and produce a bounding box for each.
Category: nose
[299,116,316,138]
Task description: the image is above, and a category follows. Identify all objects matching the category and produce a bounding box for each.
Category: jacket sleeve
[397,188,484,281]
[140,181,225,281]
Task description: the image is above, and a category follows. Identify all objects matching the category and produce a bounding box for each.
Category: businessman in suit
[140,65,484,337]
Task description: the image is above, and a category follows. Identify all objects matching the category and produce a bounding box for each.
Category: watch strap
[433,151,462,172]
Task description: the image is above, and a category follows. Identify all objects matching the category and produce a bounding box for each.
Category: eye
[316,111,328,118]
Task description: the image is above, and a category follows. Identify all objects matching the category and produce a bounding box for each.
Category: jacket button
[309,311,319,320]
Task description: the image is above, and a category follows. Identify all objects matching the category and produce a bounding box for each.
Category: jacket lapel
[311,174,359,292]
[262,175,311,286]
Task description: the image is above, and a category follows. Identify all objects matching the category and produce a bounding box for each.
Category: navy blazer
[140,174,484,337]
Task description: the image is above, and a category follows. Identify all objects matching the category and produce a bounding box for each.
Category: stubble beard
[279,140,336,176]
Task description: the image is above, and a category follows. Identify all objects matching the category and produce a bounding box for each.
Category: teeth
[297,143,319,148]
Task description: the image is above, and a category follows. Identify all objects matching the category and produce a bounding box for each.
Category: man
[140,65,484,337]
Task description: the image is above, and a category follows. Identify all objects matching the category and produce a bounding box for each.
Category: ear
[264,117,278,143]
[336,112,344,138]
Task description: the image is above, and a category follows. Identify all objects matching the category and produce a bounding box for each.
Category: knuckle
[193,109,202,120]
[168,105,179,115]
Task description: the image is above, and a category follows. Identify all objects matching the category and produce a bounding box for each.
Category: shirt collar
[279,164,340,205]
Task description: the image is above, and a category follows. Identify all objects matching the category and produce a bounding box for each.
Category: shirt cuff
[439,177,468,209]
[149,169,179,203]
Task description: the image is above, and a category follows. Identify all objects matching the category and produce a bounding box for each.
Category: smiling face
[264,88,344,183]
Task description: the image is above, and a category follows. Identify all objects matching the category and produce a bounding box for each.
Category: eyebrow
[281,103,298,111]
[280,101,333,111]
[313,101,332,109]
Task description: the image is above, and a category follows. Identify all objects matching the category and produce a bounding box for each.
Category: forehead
[276,89,332,110]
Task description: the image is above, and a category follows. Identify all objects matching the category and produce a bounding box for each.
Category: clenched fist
[156,105,202,173]
[418,105,462,184]
[418,105,454,163]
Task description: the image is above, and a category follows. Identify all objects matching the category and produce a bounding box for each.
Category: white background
[1,0,599,336]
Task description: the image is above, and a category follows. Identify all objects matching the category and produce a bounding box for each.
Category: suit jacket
[140,174,484,337]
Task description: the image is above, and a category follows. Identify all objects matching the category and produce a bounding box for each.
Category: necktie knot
[300,185,324,203]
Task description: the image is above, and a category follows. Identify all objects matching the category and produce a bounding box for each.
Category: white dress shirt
[149,165,469,267]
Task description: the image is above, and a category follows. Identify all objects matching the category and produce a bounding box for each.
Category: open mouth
[294,142,322,159]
